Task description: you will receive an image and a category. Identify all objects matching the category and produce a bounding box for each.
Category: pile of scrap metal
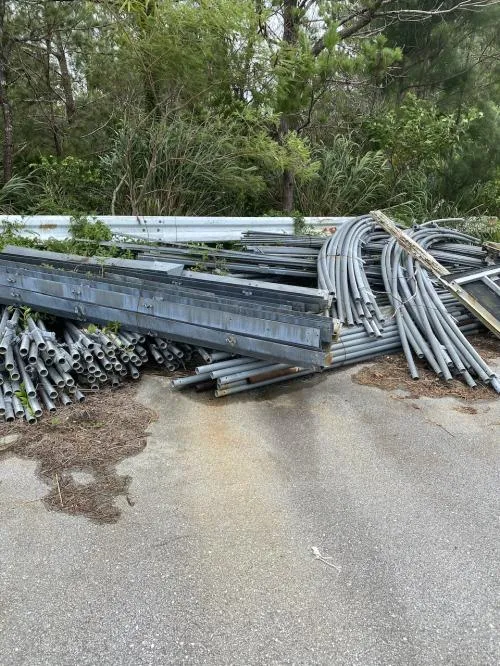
[0,306,201,422]
[0,213,498,422]
[171,300,485,397]
[84,232,326,280]
[0,247,334,369]
[0,243,336,421]
[174,214,500,396]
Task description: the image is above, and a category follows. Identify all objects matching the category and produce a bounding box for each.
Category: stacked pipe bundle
[315,216,499,392]
[171,296,484,397]
[75,231,329,279]
[318,215,386,334]
[241,231,325,268]
[62,321,196,387]
[172,355,313,395]
[133,242,319,279]
[241,231,327,248]
[0,306,199,423]
[88,226,489,285]
[381,226,500,392]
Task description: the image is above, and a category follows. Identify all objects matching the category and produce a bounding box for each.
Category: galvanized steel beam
[0,262,334,368]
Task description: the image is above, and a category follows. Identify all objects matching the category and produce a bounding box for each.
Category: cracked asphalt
[1,360,499,665]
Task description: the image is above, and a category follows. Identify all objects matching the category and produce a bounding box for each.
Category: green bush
[29,156,111,214]
[363,94,470,174]
[357,94,491,221]
[103,110,320,216]
[0,216,133,258]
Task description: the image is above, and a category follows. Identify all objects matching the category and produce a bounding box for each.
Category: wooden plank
[370,210,450,277]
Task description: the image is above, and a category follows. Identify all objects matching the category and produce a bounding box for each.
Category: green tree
[1,0,499,218]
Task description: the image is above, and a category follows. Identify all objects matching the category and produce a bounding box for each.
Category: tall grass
[0,175,31,214]
[104,113,271,216]
[440,217,500,242]
[295,136,390,216]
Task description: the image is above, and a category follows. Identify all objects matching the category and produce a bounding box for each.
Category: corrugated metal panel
[0,215,352,242]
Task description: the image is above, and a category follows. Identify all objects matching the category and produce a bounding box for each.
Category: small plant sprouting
[20,306,39,328]
[15,383,34,415]
[293,212,323,237]
[103,321,120,334]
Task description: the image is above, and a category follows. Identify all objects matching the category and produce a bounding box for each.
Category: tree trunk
[280,0,298,212]
[54,34,76,123]
[144,72,157,116]
[282,168,294,212]
[279,114,294,211]
[282,0,298,43]
[44,36,63,157]
[139,0,160,116]
[0,58,13,184]
[0,0,13,183]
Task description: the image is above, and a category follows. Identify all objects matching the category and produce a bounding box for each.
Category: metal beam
[1,246,330,313]
[452,266,500,285]
[0,214,353,243]
[0,261,334,368]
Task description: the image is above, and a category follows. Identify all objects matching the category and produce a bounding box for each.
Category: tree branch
[383,0,500,20]
[312,1,385,55]
[311,0,499,56]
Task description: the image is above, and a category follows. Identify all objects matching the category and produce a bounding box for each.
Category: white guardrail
[0,215,353,242]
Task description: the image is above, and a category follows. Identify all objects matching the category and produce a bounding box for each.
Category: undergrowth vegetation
[0,217,133,258]
[1,2,500,225]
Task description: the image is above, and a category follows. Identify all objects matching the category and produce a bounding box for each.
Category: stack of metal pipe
[69,231,328,280]
[172,355,313,396]
[241,231,327,248]
[381,226,500,392]
[133,242,319,279]
[0,308,85,423]
[171,220,498,398]
[318,215,386,334]
[0,306,199,423]
[315,217,499,393]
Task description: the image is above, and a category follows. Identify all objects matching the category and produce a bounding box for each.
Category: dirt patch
[467,333,500,360]
[454,405,478,414]
[0,383,156,523]
[353,333,499,401]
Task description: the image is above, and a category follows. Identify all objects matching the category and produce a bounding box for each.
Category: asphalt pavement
[1,362,499,665]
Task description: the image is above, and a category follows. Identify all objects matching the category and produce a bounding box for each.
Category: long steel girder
[0,256,332,342]
[1,246,330,313]
[0,260,334,368]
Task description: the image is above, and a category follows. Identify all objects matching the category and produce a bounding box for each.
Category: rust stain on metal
[322,226,337,235]
[248,366,301,384]
[324,351,334,366]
